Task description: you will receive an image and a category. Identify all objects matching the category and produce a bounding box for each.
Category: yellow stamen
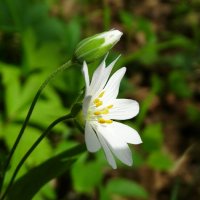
[101,108,109,114]
[94,111,101,115]
[93,98,103,107]
[96,101,103,107]
[105,119,113,124]
[98,118,113,124]
[98,91,105,98]
[95,101,103,107]
[107,105,113,109]
[98,118,106,124]
[93,98,100,104]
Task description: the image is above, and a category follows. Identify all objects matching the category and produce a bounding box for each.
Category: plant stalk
[0,60,73,194]
[0,114,73,200]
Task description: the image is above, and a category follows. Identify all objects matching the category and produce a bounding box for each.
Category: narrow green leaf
[7,144,86,200]
[3,125,52,183]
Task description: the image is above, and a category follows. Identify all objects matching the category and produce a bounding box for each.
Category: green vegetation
[0,0,200,199]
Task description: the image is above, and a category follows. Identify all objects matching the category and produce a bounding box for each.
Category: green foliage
[142,124,173,171]
[71,154,104,194]
[186,104,200,123]
[7,144,86,200]
[147,151,173,171]
[3,125,52,183]
[142,123,163,152]
[168,71,192,98]
[0,0,199,199]
[104,178,148,199]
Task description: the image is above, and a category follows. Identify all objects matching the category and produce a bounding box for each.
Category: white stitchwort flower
[82,56,142,169]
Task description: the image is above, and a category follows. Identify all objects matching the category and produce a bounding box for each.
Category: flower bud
[74,30,123,63]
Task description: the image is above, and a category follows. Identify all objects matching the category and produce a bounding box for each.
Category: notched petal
[108,99,139,120]
[111,122,142,144]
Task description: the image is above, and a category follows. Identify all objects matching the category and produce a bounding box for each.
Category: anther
[105,119,113,124]
[101,109,109,114]
[93,98,100,104]
[95,101,103,107]
[94,111,101,115]
[98,91,105,98]
[107,105,113,109]
[98,118,113,124]
[98,118,106,124]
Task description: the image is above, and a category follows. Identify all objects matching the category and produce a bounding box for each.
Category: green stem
[0,114,73,200]
[0,60,73,194]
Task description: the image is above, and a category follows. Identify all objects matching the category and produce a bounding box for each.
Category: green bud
[74,30,123,63]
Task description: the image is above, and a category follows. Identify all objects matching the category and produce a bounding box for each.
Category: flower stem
[0,60,73,194]
[0,114,73,200]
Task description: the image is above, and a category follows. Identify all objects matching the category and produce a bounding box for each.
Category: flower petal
[102,67,126,103]
[88,55,121,99]
[110,122,142,144]
[108,99,139,120]
[82,95,92,117]
[82,61,90,95]
[85,122,101,152]
[92,55,121,99]
[95,126,117,169]
[98,125,133,166]
[88,55,107,96]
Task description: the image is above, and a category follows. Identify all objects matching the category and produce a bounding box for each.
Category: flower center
[89,91,113,124]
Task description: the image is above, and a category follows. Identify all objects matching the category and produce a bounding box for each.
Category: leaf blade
[7,144,86,200]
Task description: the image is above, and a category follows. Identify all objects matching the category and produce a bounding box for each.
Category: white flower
[82,55,142,169]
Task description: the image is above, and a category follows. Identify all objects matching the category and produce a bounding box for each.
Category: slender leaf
[7,144,86,200]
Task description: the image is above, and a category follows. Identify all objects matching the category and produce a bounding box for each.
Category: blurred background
[0,0,200,199]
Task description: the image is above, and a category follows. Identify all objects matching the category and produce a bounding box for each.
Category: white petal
[92,55,121,98]
[110,122,142,144]
[88,55,107,96]
[102,67,126,103]
[82,61,90,95]
[88,55,120,99]
[85,122,101,152]
[95,126,117,169]
[98,125,133,166]
[82,95,92,117]
[108,99,139,120]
